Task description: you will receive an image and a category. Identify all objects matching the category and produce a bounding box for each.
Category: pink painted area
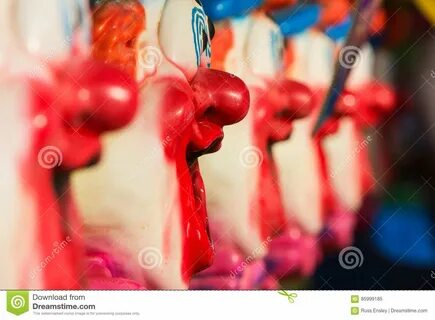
[322,207,357,250]
[265,226,322,278]
[190,241,278,290]
[85,251,147,290]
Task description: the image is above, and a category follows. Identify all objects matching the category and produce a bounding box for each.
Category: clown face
[275,29,334,237]
[264,28,334,278]
[348,44,396,197]
[322,44,376,215]
[72,0,249,289]
[0,0,138,289]
[199,12,313,260]
[323,44,396,248]
[313,33,367,249]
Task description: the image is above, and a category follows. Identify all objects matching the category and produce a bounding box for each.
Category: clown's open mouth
[187,134,223,235]
[267,111,294,144]
[182,134,224,277]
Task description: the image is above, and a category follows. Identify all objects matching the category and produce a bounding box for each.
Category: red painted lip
[189,121,224,158]
[183,135,224,279]
[188,159,209,236]
[65,129,102,168]
[269,113,295,143]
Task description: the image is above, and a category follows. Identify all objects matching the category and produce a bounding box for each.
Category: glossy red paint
[252,80,315,241]
[24,57,138,289]
[158,67,250,282]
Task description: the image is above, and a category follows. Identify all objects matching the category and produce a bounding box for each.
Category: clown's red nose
[58,58,139,133]
[335,89,359,117]
[269,79,315,120]
[367,82,396,115]
[191,67,250,126]
[188,68,250,155]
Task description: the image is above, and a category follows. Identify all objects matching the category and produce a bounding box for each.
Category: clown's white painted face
[200,13,313,256]
[1,0,91,79]
[14,0,90,58]
[0,81,39,288]
[274,30,328,236]
[220,14,284,87]
[72,0,249,289]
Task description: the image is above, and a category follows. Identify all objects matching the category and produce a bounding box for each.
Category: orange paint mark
[92,0,145,78]
[210,23,234,71]
[318,0,350,27]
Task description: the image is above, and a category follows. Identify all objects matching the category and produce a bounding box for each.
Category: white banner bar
[0,290,434,319]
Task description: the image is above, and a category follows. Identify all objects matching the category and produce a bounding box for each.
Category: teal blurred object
[325,16,352,42]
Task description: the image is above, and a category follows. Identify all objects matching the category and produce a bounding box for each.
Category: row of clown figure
[0,0,396,290]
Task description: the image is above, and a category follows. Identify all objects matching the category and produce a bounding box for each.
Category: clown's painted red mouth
[269,109,296,143]
[65,128,103,168]
[188,133,223,223]
[188,160,209,237]
[178,68,249,281]
[182,134,224,279]
[250,80,314,242]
